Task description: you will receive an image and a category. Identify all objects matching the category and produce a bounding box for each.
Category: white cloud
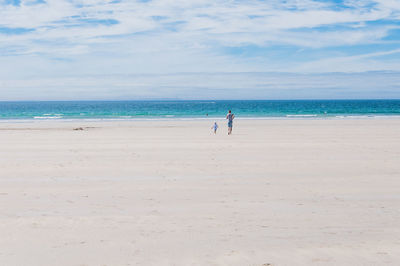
[0,0,397,49]
[0,0,400,99]
[1,71,399,100]
[296,48,400,73]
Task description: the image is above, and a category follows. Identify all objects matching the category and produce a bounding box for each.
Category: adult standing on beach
[226,110,235,135]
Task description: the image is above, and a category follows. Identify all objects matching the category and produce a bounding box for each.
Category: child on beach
[211,122,219,134]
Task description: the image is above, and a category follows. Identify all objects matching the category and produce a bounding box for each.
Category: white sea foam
[33,116,62,119]
[286,114,318,117]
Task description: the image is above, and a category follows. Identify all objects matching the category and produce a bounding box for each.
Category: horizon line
[1,99,400,102]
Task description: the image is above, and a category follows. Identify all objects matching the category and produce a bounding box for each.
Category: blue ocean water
[0,100,399,120]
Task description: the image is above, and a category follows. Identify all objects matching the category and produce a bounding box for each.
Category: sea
[0,100,399,121]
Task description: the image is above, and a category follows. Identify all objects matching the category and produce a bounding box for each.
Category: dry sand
[0,119,399,265]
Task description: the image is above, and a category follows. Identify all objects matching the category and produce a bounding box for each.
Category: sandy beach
[0,119,399,266]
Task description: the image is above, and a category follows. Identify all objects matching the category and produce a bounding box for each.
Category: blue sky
[0,0,400,100]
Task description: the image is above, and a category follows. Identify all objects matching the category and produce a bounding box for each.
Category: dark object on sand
[73,127,84,131]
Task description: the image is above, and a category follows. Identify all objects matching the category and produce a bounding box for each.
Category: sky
[0,0,400,100]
